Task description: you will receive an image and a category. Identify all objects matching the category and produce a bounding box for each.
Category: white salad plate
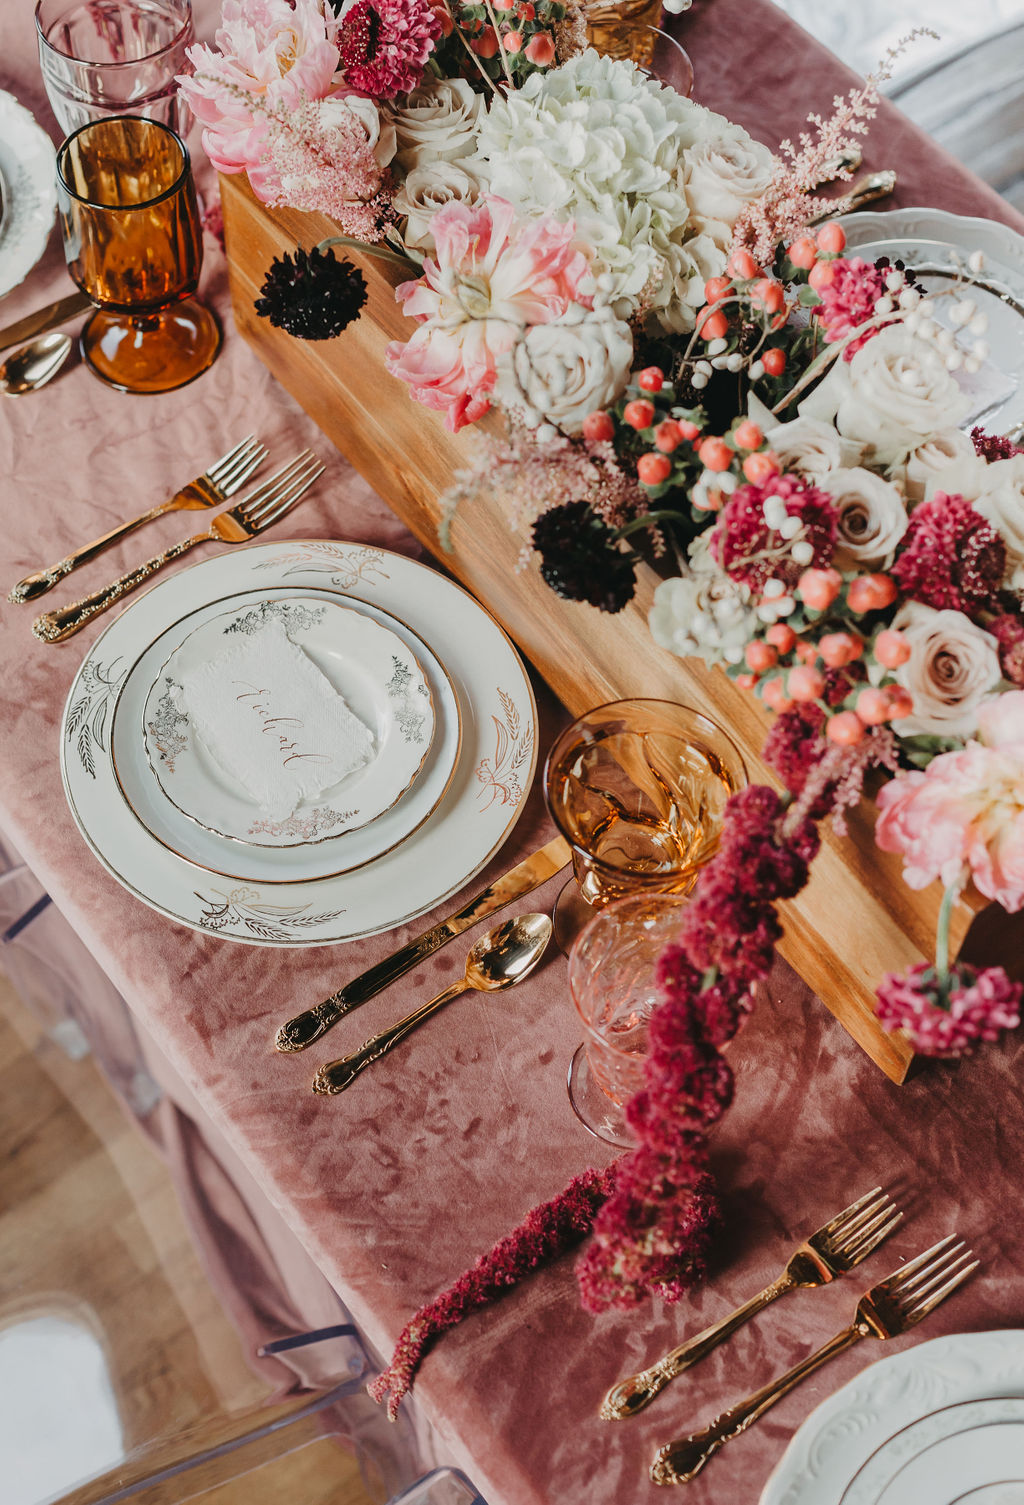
[61,541,537,945]
[761,1332,1024,1505]
[838,207,1024,434]
[141,597,436,849]
[112,587,460,884]
[0,92,57,300]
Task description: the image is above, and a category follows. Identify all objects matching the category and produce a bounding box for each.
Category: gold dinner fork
[601,1187,901,1421]
[650,1235,978,1485]
[10,434,267,604]
[32,451,324,643]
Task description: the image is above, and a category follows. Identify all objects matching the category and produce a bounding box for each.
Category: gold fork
[32,452,324,644]
[10,434,267,604]
[650,1235,978,1486]
[602,1186,902,1421]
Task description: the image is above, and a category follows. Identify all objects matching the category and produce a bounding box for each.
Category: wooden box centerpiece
[220,172,995,1086]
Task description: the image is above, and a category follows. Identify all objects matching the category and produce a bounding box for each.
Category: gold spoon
[0,332,73,395]
[311,912,553,1095]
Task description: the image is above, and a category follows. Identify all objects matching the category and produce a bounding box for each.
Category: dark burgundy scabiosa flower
[531,500,637,613]
[710,473,838,592]
[876,961,1021,1057]
[891,490,1006,616]
[254,247,367,341]
[335,0,442,97]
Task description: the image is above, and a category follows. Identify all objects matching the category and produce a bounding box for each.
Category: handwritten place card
[178,619,375,818]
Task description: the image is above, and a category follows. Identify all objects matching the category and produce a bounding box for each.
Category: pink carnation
[813,256,893,358]
[876,961,1021,1056]
[179,0,340,175]
[385,195,592,433]
[336,0,441,97]
[875,690,1024,911]
[891,491,1005,617]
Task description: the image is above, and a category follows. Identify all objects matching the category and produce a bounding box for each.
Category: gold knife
[0,291,92,354]
[274,835,571,1052]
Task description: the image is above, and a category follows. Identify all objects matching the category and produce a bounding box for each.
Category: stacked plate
[0,91,57,299]
[60,540,538,945]
[761,1332,1024,1505]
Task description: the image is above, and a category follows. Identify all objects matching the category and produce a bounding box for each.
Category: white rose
[765,417,860,485]
[970,454,1024,588]
[890,601,1002,739]
[493,304,633,436]
[386,78,485,172]
[681,121,775,232]
[800,326,970,465]
[902,429,981,504]
[649,537,756,666]
[319,95,396,173]
[650,231,727,332]
[826,467,908,570]
[393,162,481,254]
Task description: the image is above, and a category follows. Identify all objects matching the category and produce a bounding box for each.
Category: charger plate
[61,541,537,945]
[114,586,460,884]
[0,92,57,299]
[761,1332,1024,1505]
[837,207,1024,433]
[141,597,436,849]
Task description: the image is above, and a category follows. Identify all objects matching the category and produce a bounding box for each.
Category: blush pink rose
[876,690,1024,910]
[385,195,593,432]
[179,0,340,176]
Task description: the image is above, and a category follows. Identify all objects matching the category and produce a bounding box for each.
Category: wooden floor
[0,966,377,1505]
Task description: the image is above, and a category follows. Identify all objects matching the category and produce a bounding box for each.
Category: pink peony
[179,0,340,176]
[876,690,1024,911]
[385,195,592,432]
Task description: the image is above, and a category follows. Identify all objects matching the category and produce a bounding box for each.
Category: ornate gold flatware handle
[32,534,204,642]
[650,1325,864,1486]
[275,835,572,1052]
[601,1272,796,1420]
[808,169,897,226]
[11,487,216,604]
[311,980,468,1094]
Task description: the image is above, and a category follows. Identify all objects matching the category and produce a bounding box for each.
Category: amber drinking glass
[56,116,220,393]
[544,698,746,950]
[567,892,688,1146]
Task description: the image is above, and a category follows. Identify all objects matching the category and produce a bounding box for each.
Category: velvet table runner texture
[2,2,1024,1501]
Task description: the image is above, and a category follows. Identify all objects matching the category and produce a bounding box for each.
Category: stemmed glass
[35,0,194,137]
[543,698,746,952]
[567,892,689,1146]
[56,116,220,393]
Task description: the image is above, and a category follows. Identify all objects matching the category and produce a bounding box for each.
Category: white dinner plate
[60,540,537,945]
[837,207,1024,433]
[112,586,460,884]
[0,92,57,299]
[843,1398,1024,1505]
[141,597,436,849]
[761,1332,1024,1505]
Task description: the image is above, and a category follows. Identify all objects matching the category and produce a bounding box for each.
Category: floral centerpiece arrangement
[180,0,1024,1417]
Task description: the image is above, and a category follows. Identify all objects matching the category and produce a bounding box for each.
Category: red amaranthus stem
[369,1164,618,1417]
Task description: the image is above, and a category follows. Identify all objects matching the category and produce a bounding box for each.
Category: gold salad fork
[602,1187,901,1421]
[32,451,324,643]
[10,434,267,604]
[650,1235,978,1485]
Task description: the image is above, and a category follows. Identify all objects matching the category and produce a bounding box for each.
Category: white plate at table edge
[761,1331,1024,1505]
[113,586,461,884]
[843,1396,1024,1505]
[140,596,438,851]
[0,91,57,300]
[60,540,537,945]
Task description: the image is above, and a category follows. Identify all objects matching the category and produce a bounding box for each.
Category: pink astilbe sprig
[368,1164,618,1417]
[732,31,936,266]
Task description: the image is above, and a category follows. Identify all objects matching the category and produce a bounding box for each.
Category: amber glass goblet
[56,116,220,393]
[544,698,747,952]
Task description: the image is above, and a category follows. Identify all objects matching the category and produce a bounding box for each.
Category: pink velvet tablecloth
[3,3,1024,1503]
